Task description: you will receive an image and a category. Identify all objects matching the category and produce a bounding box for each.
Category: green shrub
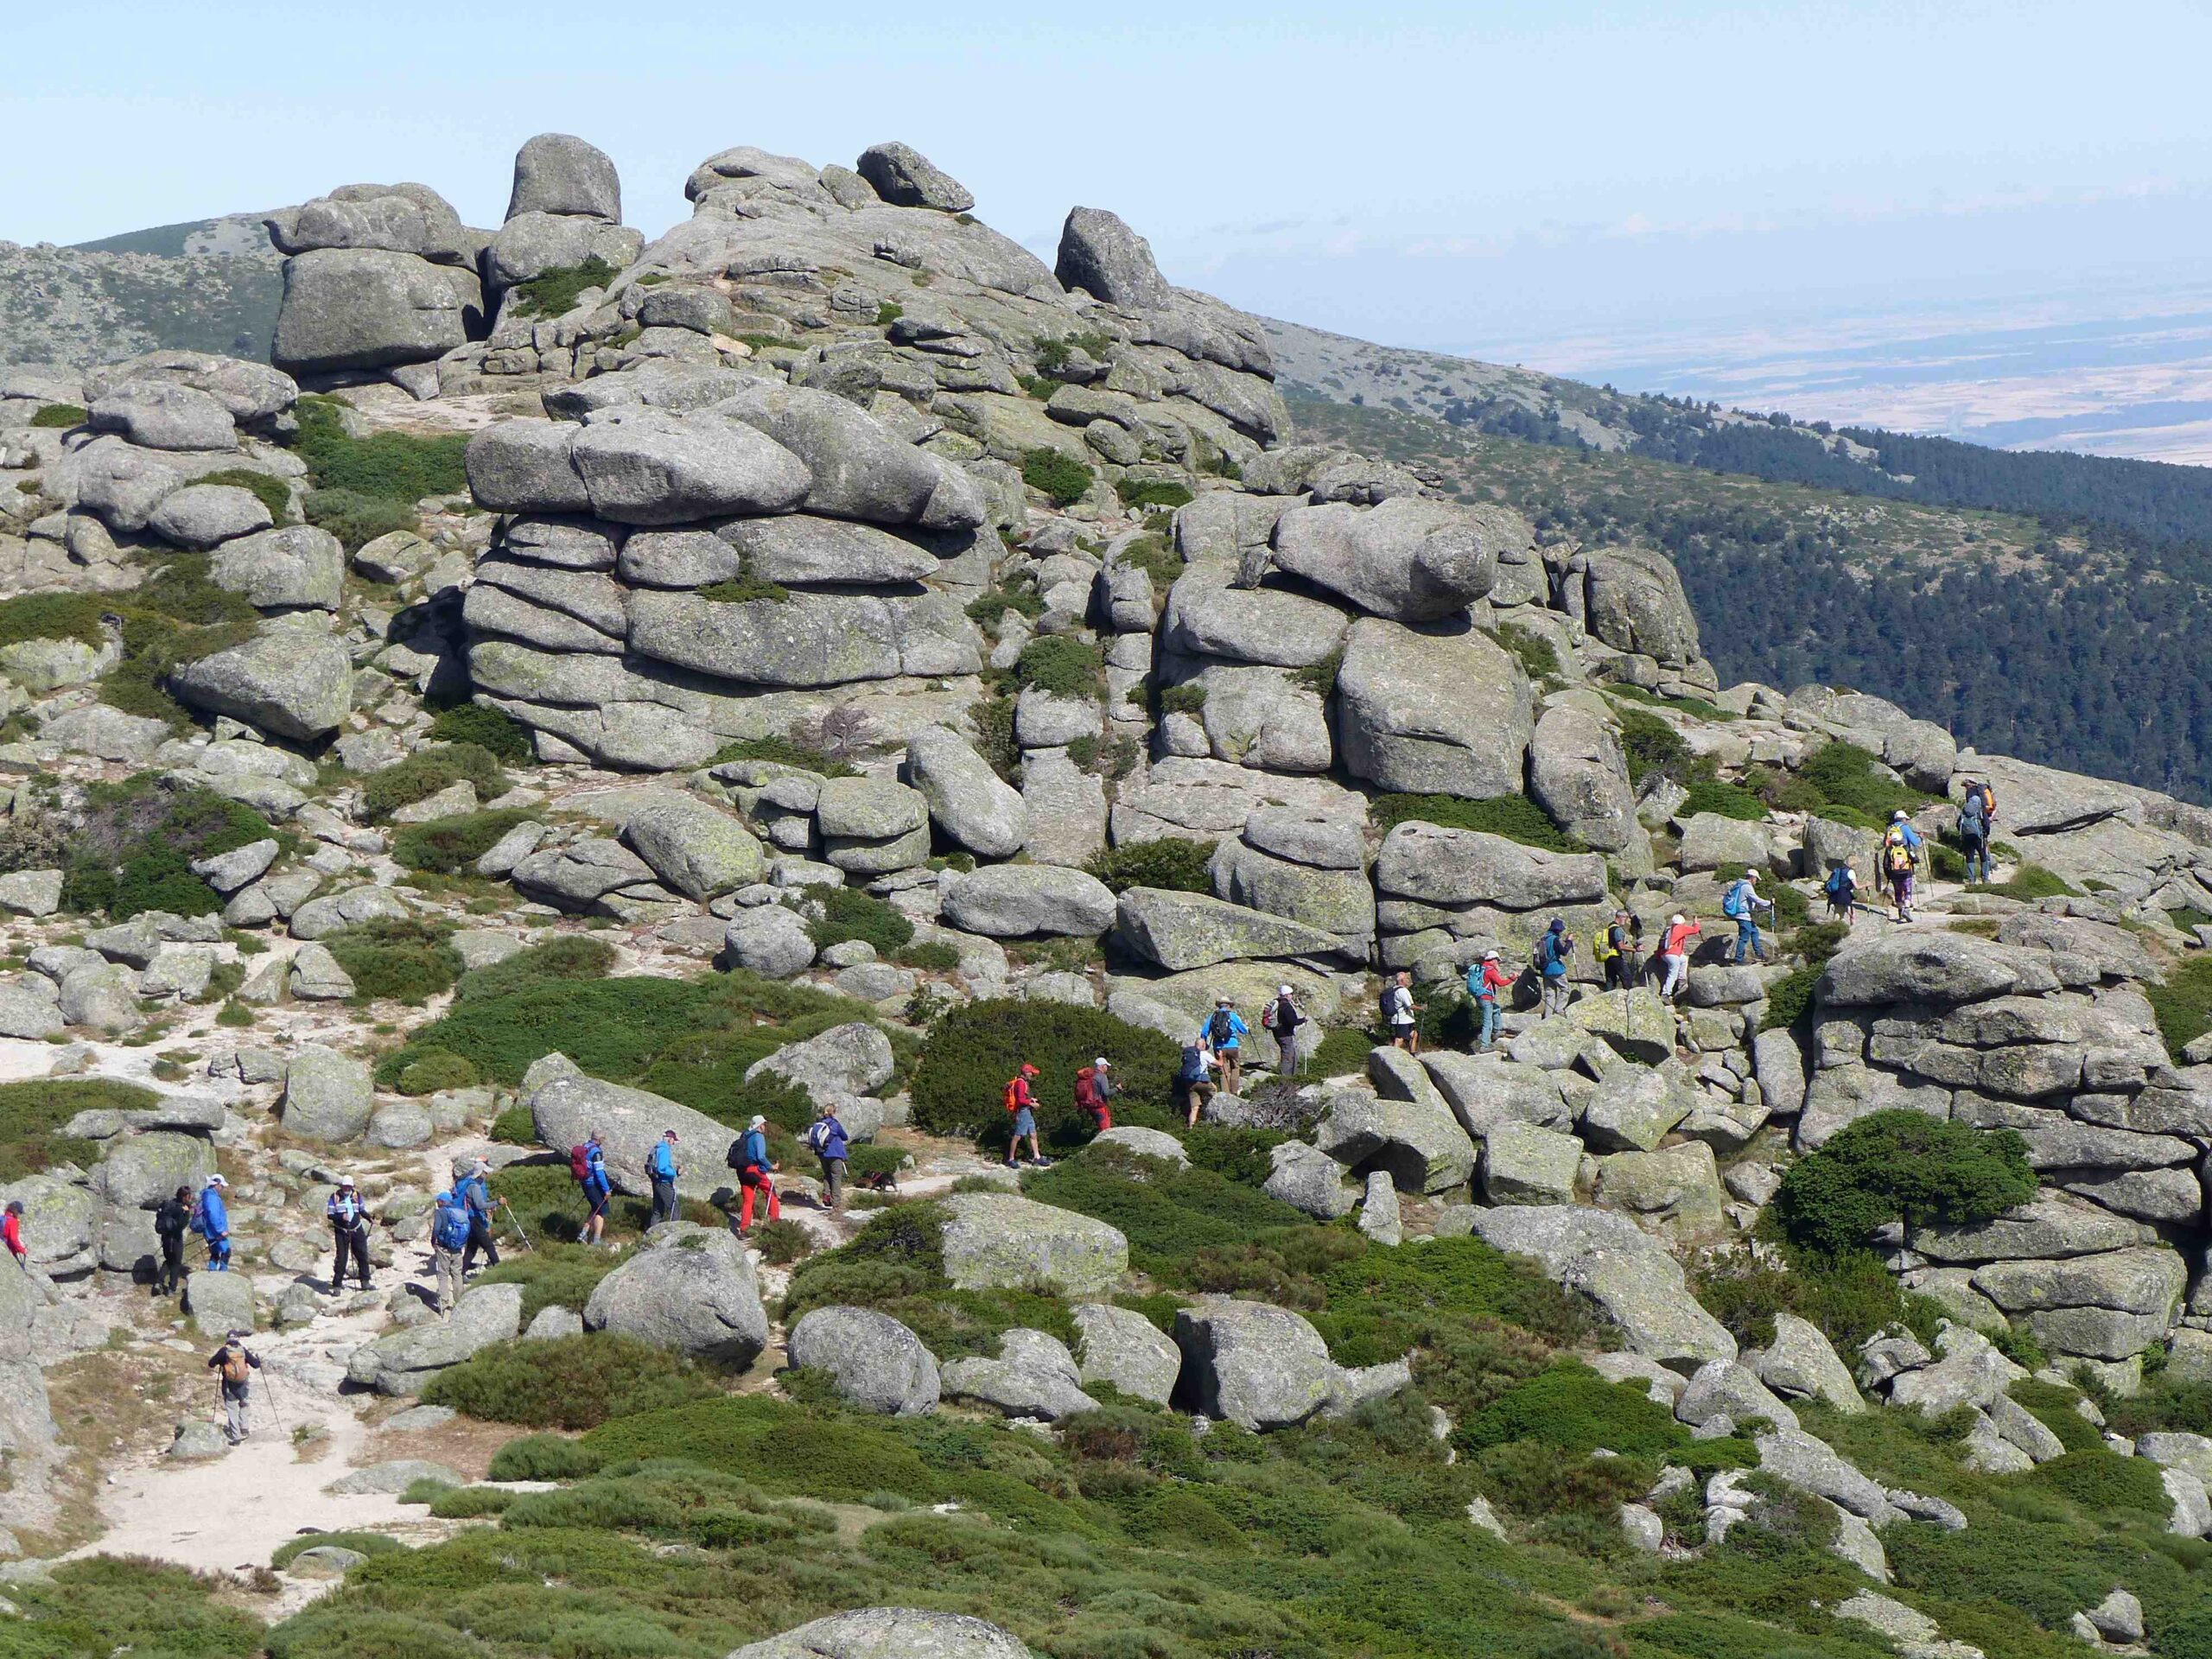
[193,467,293,524]
[0,1077,154,1182]
[894,939,959,970]
[1084,837,1214,895]
[963,580,1044,629]
[2023,1447,2169,1515]
[803,887,913,954]
[911,999,1179,1141]
[1491,622,1561,683]
[969,693,1019,782]
[60,775,280,918]
[703,734,860,778]
[391,808,536,874]
[1014,633,1102,696]
[421,1333,721,1428]
[1770,1109,2036,1257]
[486,1433,606,1481]
[397,1051,479,1096]
[1025,1146,1312,1279]
[427,702,532,763]
[359,743,509,821]
[751,1217,815,1265]
[1304,1026,1375,1077]
[1617,707,1690,785]
[1116,478,1193,511]
[0,590,110,648]
[698,572,790,604]
[1159,682,1207,716]
[1369,791,1583,852]
[289,394,469,503]
[270,1530,405,1570]
[1681,779,1770,822]
[1462,1361,1752,1465]
[1020,446,1093,506]
[1116,533,1182,589]
[29,403,86,428]
[1972,862,2080,901]
[1797,741,1926,821]
[474,1243,626,1324]
[302,488,416,550]
[504,255,620,318]
[1758,966,1820,1033]
[322,918,465,1005]
[425,1484,513,1518]
[1694,1249,1937,1351]
[451,934,616,1004]
[1290,648,1342,697]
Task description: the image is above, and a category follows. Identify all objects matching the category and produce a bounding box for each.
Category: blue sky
[14,1,2212,356]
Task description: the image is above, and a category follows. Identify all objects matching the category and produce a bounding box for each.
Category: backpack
[1886,838,1916,875]
[1592,927,1617,963]
[1208,1008,1236,1046]
[1722,883,1747,919]
[1179,1044,1208,1083]
[219,1347,251,1385]
[1958,798,1987,837]
[1824,868,1850,898]
[431,1198,468,1251]
[1259,1000,1276,1029]
[727,1137,749,1173]
[569,1144,590,1183]
[803,1120,830,1155]
[187,1200,207,1237]
[1004,1077,1027,1114]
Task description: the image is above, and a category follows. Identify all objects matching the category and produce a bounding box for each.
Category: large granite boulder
[96,1131,213,1209]
[209,524,345,612]
[939,864,1116,938]
[712,384,987,531]
[1056,207,1173,308]
[272,248,470,373]
[181,1269,257,1338]
[937,1192,1127,1296]
[618,791,763,899]
[785,1306,939,1415]
[940,1328,1100,1421]
[1114,886,1346,971]
[1210,836,1376,943]
[345,1283,524,1394]
[1567,546,1701,664]
[730,1611,1027,1659]
[528,1065,742,1199]
[905,726,1027,858]
[855,142,975,211]
[1268,498,1512,620]
[1818,931,2061,1007]
[507,132,622,221]
[168,627,353,741]
[583,1225,768,1366]
[1335,618,1531,797]
[1312,1077,1477,1194]
[1529,704,1638,852]
[1071,1302,1183,1405]
[1373,822,1609,909]
[745,1022,895,1109]
[1173,1297,1408,1429]
[281,1046,374,1144]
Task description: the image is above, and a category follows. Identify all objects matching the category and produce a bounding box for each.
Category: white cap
[1481,949,1497,961]
[1892,809,1908,822]
[1278,984,1294,996]
[1670,913,1685,925]
[747,1116,766,1130]
[1094,1056,1110,1068]
[207,1174,227,1186]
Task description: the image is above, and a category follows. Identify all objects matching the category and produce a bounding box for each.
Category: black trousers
[332,1224,371,1289]
[463,1216,500,1273]
[157,1236,186,1294]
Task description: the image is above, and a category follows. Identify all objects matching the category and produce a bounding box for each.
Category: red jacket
[2,1212,22,1259]
[1663,920,1701,956]
[1004,1076,1035,1114]
[1477,961,1512,999]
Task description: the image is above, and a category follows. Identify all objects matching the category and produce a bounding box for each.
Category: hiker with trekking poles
[458,1160,500,1275]
[1722,869,1776,965]
[1957,779,1996,885]
[206,1330,264,1446]
[188,1175,231,1270]
[1882,810,1924,922]
[570,1131,613,1249]
[327,1176,372,1296]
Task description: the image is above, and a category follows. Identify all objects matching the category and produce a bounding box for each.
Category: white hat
[1094,1056,1110,1068]
[1480,949,1497,962]
[1892,809,1908,822]
[1670,913,1685,925]
[207,1174,227,1187]
[337,1175,355,1187]
[747,1116,766,1129]
[1278,984,1294,996]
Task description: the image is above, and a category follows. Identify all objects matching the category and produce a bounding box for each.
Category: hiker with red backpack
[570,1132,612,1248]
[1075,1058,1115,1135]
[729,1116,781,1232]
[1004,1063,1051,1168]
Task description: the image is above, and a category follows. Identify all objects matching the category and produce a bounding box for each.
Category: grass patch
[1115,478,1193,511]
[60,773,280,918]
[1024,1145,1313,1280]
[391,808,537,874]
[427,702,533,763]
[0,592,109,650]
[1014,634,1102,697]
[1680,778,1770,822]
[397,1051,478,1095]
[1490,622,1561,684]
[422,1333,721,1429]
[1970,863,2081,902]
[2147,956,2212,1061]
[1159,682,1207,716]
[29,403,86,428]
[359,742,509,822]
[321,918,464,1005]
[1370,791,1583,852]
[803,887,913,955]
[705,734,859,778]
[0,1077,156,1182]
[504,255,620,318]
[910,998,1179,1143]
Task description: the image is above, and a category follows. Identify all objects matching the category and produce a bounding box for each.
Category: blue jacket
[813,1118,850,1161]
[431,1193,469,1250]
[195,1188,228,1238]
[738,1128,770,1172]
[1199,1009,1248,1050]
[1540,931,1569,978]
[582,1145,610,1200]
[460,1174,491,1218]
[648,1141,678,1181]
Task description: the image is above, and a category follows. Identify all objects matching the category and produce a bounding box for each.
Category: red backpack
[569,1144,590,1183]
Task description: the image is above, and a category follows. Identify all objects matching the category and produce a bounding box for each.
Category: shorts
[1389,1020,1415,1039]
[1011,1107,1036,1136]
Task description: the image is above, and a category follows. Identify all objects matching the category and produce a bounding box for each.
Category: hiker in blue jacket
[1537,918,1574,1017]
[326,1176,372,1295]
[458,1160,499,1275]
[1198,997,1249,1095]
[647,1130,682,1228]
[579,1133,613,1249]
[804,1104,850,1212]
[1723,869,1776,964]
[191,1175,232,1271]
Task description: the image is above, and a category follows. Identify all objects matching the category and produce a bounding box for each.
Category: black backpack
[1208,1008,1236,1046]
[726,1137,747,1173]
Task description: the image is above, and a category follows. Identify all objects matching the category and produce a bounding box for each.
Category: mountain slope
[0,215,280,368]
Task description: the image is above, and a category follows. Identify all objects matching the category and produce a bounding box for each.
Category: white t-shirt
[1386,985,1414,1026]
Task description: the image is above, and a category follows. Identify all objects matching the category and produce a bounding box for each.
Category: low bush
[1158,682,1207,716]
[359,743,509,821]
[1020,446,1093,506]
[420,1333,721,1428]
[703,734,860,777]
[910,1000,1179,1141]
[1796,740,1926,819]
[1461,1361,1752,1465]
[1617,707,1691,785]
[486,1433,606,1481]
[1970,862,2080,901]
[1491,622,1562,683]
[803,887,913,954]
[427,702,533,763]
[397,1051,479,1096]
[1769,1109,2036,1257]
[1304,1026,1376,1077]
[505,255,620,318]
[0,590,109,647]
[751,1217,814,1265]
[1084,836,1214,894]
[302,488,416,550]
[969,693,1019,781]
[474,1243,626,1324]
[1115,478,1192,510]
[699,572,791,604]
[2022,1447,2169,1515]
[1369,791,1583,852]
[0,1077,154,1181]
[270,1530,405,1570]
[1758,964,1821,1033]
[1694,1248,1941,1351]
[29,403,86,428]
[194,467,294,524]
[1289,648,1342,697]
[391,808,537,874]
[894,938,959,970]
[1681,778,1770,822]
[60,774,281,918]
[1025,1146,1313,1279]
[963,580,1045,629]
[425,1484,513,1518]
[322,918,464,1005]
[1014,633,1102,697]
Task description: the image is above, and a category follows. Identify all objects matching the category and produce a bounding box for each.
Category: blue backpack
[1722,883,1748,919]
[1824,868,1851,898]
[431,1195,469,1251]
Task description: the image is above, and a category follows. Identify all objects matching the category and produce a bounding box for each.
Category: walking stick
[496,1197,533,1253]
[261,1358,287,1435]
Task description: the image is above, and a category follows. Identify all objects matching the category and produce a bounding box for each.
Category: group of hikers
[1173,985,1306,1122]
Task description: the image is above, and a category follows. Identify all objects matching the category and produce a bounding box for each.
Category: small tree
[1770,1109,2036,1257]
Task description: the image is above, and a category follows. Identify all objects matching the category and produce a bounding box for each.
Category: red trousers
[739,1173,779,1228]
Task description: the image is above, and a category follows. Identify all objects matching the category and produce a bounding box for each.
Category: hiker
[647,1130,682,1228]
[429,1187,469,1313]
[327,1176,372,1295]
[1883,810,1924,921]
[1658,913,1700,1001]
[1383,970,1421,1052]
[191,1175,231,1270]
[1003,1063,1050,1169]
[1075,1058,1115,1135]
[1723,868,1777,965]
[1824,864,1859,925]
[1469,949,1511,1052]
[459,1160,499,1275]
[1956,781,1993,885]
[573,1131,612,1248]
[1599,911,1641,992]
[1265,985,1305,1076]
[1536,918,1574,1016]
[804,1104,850,1211]
[730,1115,780,1232]
[154,1185,190,1295]
[1202,997,1249,1094]
[205,1331,263,1446]
[1179,1040,1219,1127]
[2,1199,23,1270]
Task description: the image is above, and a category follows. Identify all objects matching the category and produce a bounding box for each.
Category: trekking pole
[261,1359,287,1435]
[496,1198,533,1253]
